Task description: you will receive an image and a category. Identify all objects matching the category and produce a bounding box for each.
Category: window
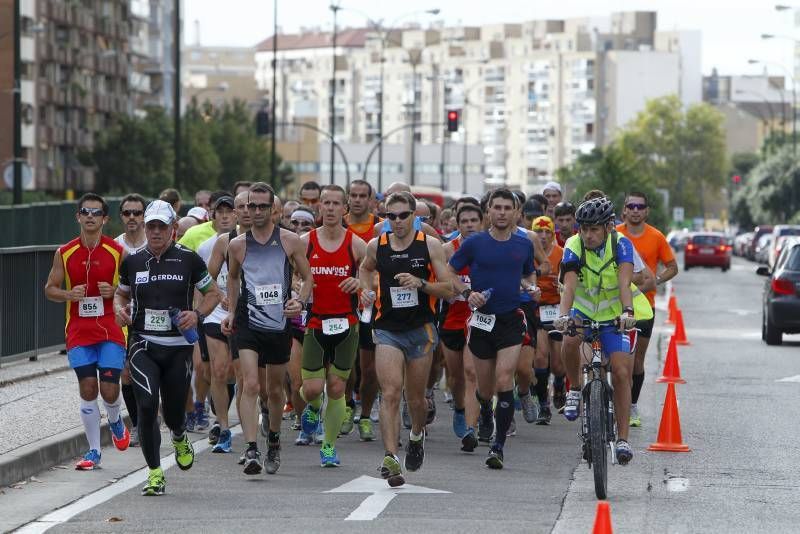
[690,235,722,246]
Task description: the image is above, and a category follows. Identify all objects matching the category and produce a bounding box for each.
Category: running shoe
[301,404,322,435]
[519,393,539,424]
[282,402,294,420]
[291,415,301,431]
[552,386,567,413]
[452,409,467,439]
[379,453,404,487]
[629,404,642,428]
[109,417,130,451]
[477,405,494,443]
[425,395,436,425]
[212,429,232,453]
[194,401,210,432]
[358,418,375,441]
[243,448,262,475]
[141,467,165,496]
[313,423,324,445]
[238,449,247,465]
[370,397,380,422]
[185,410,196,433]
[616,439,633,465]
[75,449,101,470]
[506,417,517,437]
[208,422,221,445]
[405,435,425,472]
[129,426,140,448]
[563,389,581,422]
[401,398,412,429]
[259,410,270,437]
[460,428,478,452]
[265,443,281,474]
[320,443,341,467]
[340,406,354,435]
[486,446,504,469]
[536,404,552,425]
[172,433,195,471]
[444,390,453,405]
[294,431,313,446]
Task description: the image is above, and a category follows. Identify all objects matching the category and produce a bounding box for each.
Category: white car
[768,225,800,270]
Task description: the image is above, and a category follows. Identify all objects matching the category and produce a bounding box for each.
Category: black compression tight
[128,336,193,469]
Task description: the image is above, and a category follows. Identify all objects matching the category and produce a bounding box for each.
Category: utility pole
[173,0,181,190]
[12,0,22,204]
[329,3,340,185]
[270,0,278,182]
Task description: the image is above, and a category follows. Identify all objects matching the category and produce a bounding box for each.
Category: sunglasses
[385,211,414,221]
[625,203,647,211]
[121,209,144,217]
[79,207,104,217]
[247,203,273,211]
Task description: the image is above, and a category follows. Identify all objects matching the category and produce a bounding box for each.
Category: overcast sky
[184,0,798,80]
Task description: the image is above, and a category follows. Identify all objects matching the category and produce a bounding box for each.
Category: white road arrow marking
[776,375,800,383]
[325,475,450,521]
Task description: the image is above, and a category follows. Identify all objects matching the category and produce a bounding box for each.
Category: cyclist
[298,185,367,466]
[553,197,653,465]
[114,199,221,495]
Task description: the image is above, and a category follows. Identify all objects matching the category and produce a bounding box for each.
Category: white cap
[186,206,208,222]
[144,199,177,225]
[542,181,562,194]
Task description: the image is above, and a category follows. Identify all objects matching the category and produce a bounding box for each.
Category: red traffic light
[447,110,459,132]
[732,174,741,184]
[448,110,458,120]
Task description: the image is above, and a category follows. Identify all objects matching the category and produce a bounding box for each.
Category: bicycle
[550,317,624,500]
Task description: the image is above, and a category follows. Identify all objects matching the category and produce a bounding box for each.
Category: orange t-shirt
[616,223,675,307]
[536,242,563,305]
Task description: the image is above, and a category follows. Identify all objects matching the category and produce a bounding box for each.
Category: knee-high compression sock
[553,375,565,392]
[299,387,323,411]
[631,373,645,405]
[103,394,122,425]
[80,399,102,452]
[121,384,138,427]
[493,390,515,448]
[534,368,550,404]
[323,395,346,445]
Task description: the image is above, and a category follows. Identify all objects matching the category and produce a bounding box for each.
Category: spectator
[159,188,182,215]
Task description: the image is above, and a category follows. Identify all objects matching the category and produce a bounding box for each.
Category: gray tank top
[238,226,292,333]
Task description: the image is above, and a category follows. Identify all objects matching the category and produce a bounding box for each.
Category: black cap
[213,196,235,209]
[522,198,545,217]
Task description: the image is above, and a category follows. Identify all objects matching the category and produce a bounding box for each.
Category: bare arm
[221,236,245,335]
[633,263,656,294]
[559,271,578,317]
[339,235,367,294]
[44,249,85,302]
[207,234,229,279]
[657,259,678,286]
[618,262,634,310]
[358,238,379,307]
[284,230,313,316]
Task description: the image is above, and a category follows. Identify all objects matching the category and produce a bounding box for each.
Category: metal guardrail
[0,245,66,366]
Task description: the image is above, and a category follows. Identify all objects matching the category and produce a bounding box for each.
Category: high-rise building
[255,11,700,193]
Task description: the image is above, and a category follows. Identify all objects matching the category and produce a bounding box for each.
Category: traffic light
[447,110,459,132]
[732,174,742,185]
[256,108,272,136]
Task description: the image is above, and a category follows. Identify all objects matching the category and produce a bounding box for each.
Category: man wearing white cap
[114,199,221,496]
[541,181,562,219]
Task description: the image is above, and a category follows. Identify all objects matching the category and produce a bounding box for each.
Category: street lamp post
[173,0,182,190]
[756,40,797,156]
[12,0,21,204]
[271,0,278,183]
[329,3,341,185]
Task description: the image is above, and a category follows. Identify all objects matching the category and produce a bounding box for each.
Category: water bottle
[169,307,199,344]
[470,288,494,311]
[360,291,376,323]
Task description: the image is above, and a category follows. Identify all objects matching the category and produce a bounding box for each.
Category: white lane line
[776,375,800,383]
[13,426,242,534]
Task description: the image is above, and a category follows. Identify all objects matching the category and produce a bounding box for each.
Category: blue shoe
[185,411,196,433]
[452,409,467,438]
[194,402,210,432]
[109,417,130,450]
[212,429,232,453]
[563,390,581,422]
[75,449,101,470]
[320,443,340,467]
[300,404,321,435]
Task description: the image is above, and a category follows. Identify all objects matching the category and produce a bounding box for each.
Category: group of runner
[45,178,677,495]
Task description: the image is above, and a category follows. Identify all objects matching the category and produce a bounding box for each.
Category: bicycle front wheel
[589,379,608,499]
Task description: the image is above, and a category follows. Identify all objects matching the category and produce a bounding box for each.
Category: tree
[181,103,222,194]
[743,145,799,224]
[89,108,173,195]
[618,96,726,218]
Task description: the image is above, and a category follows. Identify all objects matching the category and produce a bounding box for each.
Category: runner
[359,191,454,487]
[448,188,542,469]
[530,216,565,423]
[440,203,483,452]
[222,183,313,476]
[553,201,577,247]
[114,199,221,495]
[616,191,678,427]
[44,193,130,470]
[554,197,654,465]
[298,185,367,466]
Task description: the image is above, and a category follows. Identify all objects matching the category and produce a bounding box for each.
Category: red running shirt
[306,229,358,330]
[60,235,126,350]
[442,236,472,331]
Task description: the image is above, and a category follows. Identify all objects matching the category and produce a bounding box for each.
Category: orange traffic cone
[672,309,689,345]
[592,501,613,534]
[665,291,678,324]
[657,335,686,384]
[647,383,691,452]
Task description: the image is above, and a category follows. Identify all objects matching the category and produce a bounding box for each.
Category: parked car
[734,232,754,257]
[684,232,731,271]
[747,225,774,261]
[758,237,800,345]
[666,228,690,251]
[755,234,774,264]
[768,225,800,269]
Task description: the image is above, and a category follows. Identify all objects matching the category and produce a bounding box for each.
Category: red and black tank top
[442,236,471,331]
[306,228,358,329]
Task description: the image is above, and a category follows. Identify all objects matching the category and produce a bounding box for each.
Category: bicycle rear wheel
[589,380,608,499]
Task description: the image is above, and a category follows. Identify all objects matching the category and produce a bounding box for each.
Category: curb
[0,365,71,388]
[0,416,130,488]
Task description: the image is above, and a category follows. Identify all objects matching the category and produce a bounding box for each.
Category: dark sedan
[758,237,800,345]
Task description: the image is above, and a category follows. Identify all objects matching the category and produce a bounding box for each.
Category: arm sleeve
[616,236,634,265]
[448,235,473,271]
[190,252,213,292]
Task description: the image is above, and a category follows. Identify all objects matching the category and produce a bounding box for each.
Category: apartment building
[255,11,701,193]
[183,44,264,111]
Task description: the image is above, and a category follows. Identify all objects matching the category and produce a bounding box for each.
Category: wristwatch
[460,288,473,300]
[419,278,429,290]
[622,306,634,315]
